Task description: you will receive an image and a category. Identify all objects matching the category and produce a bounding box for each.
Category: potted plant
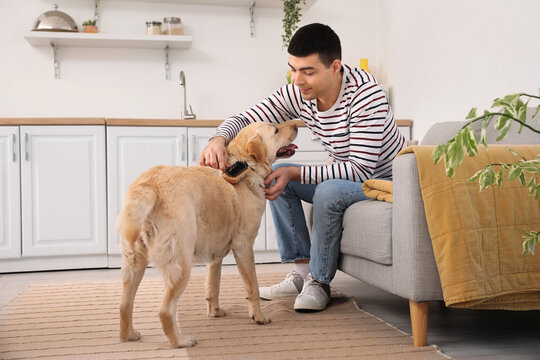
[282,0,305,49]
[82,19,98,33]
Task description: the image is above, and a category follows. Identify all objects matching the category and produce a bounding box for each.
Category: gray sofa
[323,109,539,347]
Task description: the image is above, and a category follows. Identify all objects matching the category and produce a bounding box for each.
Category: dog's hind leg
[205,259,227,317]
[232,247,271,325]
[119,240,148,342]
[159,260,197,348]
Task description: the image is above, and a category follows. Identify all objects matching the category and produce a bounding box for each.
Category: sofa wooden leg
[409,300,429,347]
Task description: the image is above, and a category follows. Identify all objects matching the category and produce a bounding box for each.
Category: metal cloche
[32,4,78,32]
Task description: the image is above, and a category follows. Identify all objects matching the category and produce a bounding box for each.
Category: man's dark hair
[287,23,342,67]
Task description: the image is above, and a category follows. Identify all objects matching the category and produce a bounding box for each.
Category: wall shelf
[24,31,192,79]
[110,0,316,9]
[24,31,192,49]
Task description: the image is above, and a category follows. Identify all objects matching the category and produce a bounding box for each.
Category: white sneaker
[259,271,305,300]
[294,274,331,311]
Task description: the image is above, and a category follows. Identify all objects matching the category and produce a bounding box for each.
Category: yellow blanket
[401,145,540,309]
[362,179,393,202]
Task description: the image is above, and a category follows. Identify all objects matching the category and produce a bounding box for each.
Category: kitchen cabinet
[0,125,107,272]
[0,127,21,259]
[20,126,107,257]
[106,126,188,259]
[187,127,212,165]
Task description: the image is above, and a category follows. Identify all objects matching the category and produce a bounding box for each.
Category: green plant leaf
[528,175,537,195]
[494,113,510,131]
[518,171,526,186]
[431,144,448,164]
[496,169,504,188]
[507,147,525,160]
[446,166,455,178]
[464,126,478,157]
[466,107,477,119]
[533,104,540,119]
[480,117,488,149]
[468,168,484,183]
[447,135,465,172]
[496,120,512,141]
[507,166,523,182]
[522,230,539,255]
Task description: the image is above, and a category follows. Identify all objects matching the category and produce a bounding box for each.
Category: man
[200,23,406,311]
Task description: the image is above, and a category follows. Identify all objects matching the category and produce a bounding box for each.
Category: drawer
[293,128,326,152]
[276,151,328,166]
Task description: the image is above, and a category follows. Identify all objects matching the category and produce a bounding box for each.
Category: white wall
[0,0,377,120]
[380,0,540,139]
[1,0,539,140]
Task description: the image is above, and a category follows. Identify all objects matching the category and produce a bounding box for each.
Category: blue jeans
[268,163,370,284]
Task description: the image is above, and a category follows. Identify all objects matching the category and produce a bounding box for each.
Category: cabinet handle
[24,133,29,161]
[191,135,196,162]
[10,134,16,161]
[180,134,185,161]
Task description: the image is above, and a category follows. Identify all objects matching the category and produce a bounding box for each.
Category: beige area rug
[0,273,450,360]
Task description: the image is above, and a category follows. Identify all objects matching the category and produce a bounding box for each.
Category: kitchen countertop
[0,118,412,127]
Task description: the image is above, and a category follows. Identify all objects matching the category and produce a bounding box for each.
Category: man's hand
[199,136,228,172]
[264,166,301,201]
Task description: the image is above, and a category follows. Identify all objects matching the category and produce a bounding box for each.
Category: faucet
[179,70,196,119]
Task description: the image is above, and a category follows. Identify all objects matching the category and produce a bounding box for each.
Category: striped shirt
[213,64,407,185]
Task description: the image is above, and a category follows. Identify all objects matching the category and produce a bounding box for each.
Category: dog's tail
[116,184,158,247]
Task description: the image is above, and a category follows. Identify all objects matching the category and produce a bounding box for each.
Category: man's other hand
[264,166,301,201]
[199,136,228,172]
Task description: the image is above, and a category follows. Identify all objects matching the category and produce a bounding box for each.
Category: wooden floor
[1,263,539,360]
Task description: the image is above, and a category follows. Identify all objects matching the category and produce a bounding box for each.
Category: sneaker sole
[293,300,329,312]
[259,293,299,301]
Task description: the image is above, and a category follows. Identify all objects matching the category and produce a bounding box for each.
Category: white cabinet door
[20,126,107,257]
[0,127,21,259]
[107,126,188,254]
[187,127,214,166]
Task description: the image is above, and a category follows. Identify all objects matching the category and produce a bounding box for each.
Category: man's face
[288,53,340,101]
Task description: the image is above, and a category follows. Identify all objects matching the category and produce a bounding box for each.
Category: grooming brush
[223,161,250,184]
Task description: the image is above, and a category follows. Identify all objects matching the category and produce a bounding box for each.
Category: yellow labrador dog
[118,121,298,348]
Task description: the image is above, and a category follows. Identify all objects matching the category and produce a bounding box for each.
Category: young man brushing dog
[200,23,406,311]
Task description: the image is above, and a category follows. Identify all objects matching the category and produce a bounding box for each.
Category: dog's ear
[246,133,267,164]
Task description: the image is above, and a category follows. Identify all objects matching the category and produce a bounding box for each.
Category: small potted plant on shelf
[82,19,98,33]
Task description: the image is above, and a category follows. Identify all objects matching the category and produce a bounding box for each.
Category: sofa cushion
[485,107,539,144]
[341,200,392,265]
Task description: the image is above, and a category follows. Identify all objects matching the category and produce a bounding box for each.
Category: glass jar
[163,17,183,35]
[145,21,162,35]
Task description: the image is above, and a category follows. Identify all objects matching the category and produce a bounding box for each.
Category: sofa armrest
[391,153,443,301]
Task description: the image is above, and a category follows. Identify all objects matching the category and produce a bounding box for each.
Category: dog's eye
[274,128,279,134]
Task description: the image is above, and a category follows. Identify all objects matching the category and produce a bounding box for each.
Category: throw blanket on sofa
[362,179,393,202]
[401,145,540,310]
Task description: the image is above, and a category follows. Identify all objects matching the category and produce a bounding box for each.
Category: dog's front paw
[208,308,227,317]
[251,315,271,325]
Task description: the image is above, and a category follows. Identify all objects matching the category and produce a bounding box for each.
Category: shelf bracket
[249,1,256,37]
[94,0,100,27]
[164,45,170,80]
[50,41,60,79]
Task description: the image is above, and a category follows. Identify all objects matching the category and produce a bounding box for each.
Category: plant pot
[83,25,98,33]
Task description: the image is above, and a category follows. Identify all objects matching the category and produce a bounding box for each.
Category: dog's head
[226,121,298,181]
